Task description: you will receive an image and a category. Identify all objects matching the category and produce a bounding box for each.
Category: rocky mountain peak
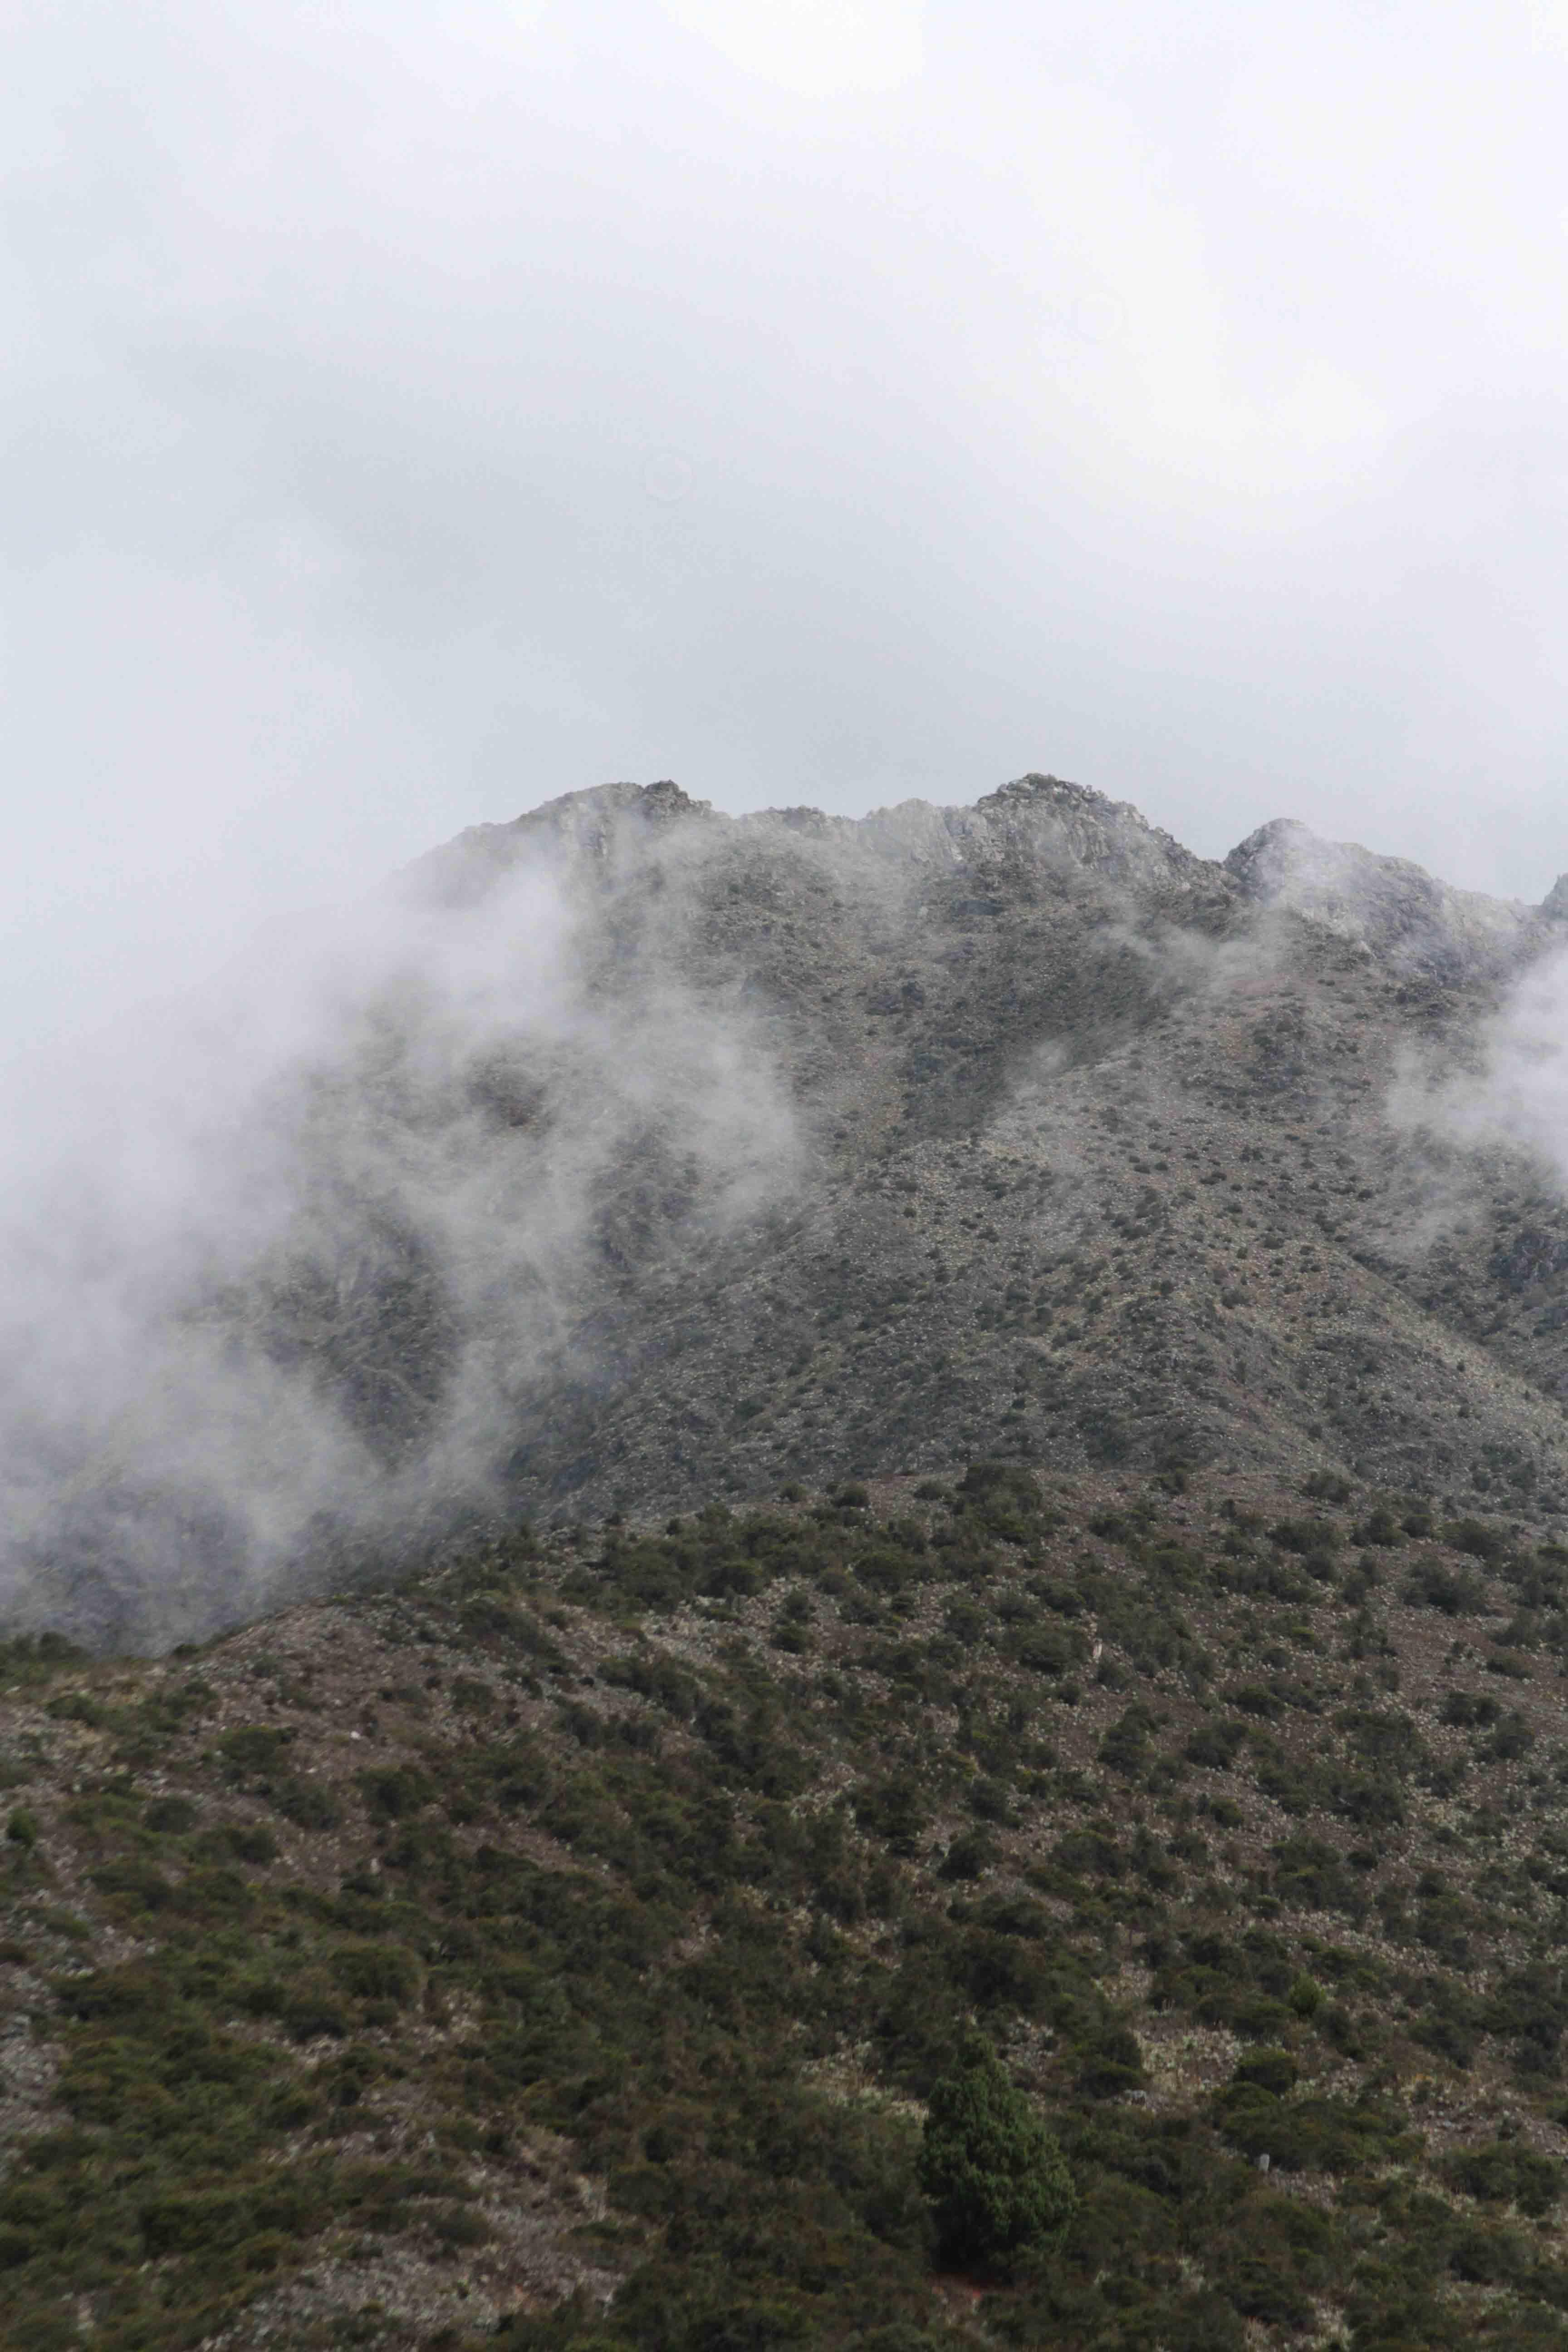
[400,777,715,905]
[1225,813,1534,979]
[971,771,1215,882]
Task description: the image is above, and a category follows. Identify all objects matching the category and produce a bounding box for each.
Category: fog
[0,798,806,1645]
[7,0,1568,1046]
[1395,937,1568,1186]
[8,1,1568,1641]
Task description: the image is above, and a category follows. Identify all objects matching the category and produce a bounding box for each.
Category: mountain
[13,771,1568,1655]
[12,780,1568,2351]
[393,773,1568,1539]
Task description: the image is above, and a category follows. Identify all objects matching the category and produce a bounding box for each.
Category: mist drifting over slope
[6,767,1568,1655]
[0,785,804,1650]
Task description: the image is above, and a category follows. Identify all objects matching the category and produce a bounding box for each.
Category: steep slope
[12,1466,1568,2349]
[11,772,1568,1651]
[13,778,1568,2352]
[396,775,1568,1541]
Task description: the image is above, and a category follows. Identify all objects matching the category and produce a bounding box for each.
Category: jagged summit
[417,774,1549,965]
[969,770,1215,885]
[1225,814,1535,977]
[404,776,715,903]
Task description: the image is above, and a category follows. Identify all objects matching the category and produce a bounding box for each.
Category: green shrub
[217,1725,294,1780]
[1071,2019,1146,2099]
[854,1779,928,1858]
[89,1860,172,1911]
[271,1777,341,1830]
[221,1822,280,1864]
[1185,1720,1246,1769]
[329,1945,420,2004]
[1232,2047,1298,2097]
[1441,1690,1501,1729]
[1007,1622,1079,1676]
[1287,1974,1323,2019]
[428,2202,493,2246]
[917,2036,1074,2268]
[143,1796,198,1833]
[1442,2136,1564,2217]
[940,1831,995,1883]
[358,1765,436,1819]
[1098,1705,1154,1778]
[1405,1562,1488,1616]
[1445,1518,1508,1562]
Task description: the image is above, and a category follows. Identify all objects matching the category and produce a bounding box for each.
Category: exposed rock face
[15,773,1568,1645]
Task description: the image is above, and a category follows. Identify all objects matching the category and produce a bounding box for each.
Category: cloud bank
[0,807,803,1648]
[1393,940,1568,1185]
[6,0,1568,1052]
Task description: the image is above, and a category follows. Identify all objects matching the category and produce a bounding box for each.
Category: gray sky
[7,0,1568,1039]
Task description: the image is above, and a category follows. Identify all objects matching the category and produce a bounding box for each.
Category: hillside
[398,774,1568,1545]
[14,1466,1568,2347]
[16,772,1568,1653]
[10,774,1568,2348]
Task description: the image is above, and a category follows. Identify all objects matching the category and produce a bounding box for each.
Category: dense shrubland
[9,1463,1568,2346]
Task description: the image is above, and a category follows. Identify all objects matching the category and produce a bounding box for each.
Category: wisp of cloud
[0,802,803,1652]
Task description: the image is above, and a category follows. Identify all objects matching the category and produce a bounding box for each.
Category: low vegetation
[10,1463,1568,2347]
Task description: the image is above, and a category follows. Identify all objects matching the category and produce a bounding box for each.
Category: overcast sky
[7,0,1568,1039]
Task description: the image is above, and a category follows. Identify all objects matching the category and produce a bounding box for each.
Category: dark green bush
[854,1780,928,1858]
[359,1765,436,1819]
[1232,2047,1298,2097]
[917,2038,1075,2268]
[143,1796,198,1833]
[271,1776,341,1830]
[1445,1519,1508,1562]
[1184,1720,1246,1769]
[1071,2019,1146,2099]
[217,1725,294,1780]
[939,1831,996,1884]
[1405,1560,1489,1616]
[1442,2136,1564,2217]
[329,1944,420,2004]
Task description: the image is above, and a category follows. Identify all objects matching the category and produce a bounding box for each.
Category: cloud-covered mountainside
[6,773,1568,1651]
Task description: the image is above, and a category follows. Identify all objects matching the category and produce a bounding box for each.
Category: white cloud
[6,0,1568,1063]
[1399,945,1568,1176]
[662,0,924,97]
[0,813,805,1643]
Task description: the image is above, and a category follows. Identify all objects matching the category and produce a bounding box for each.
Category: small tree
[918,2036,1075,2269]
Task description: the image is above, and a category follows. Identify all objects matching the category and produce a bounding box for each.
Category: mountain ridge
[418,770,1565,938]
[397,774,1568,1537]
[12,772,1568,1653]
